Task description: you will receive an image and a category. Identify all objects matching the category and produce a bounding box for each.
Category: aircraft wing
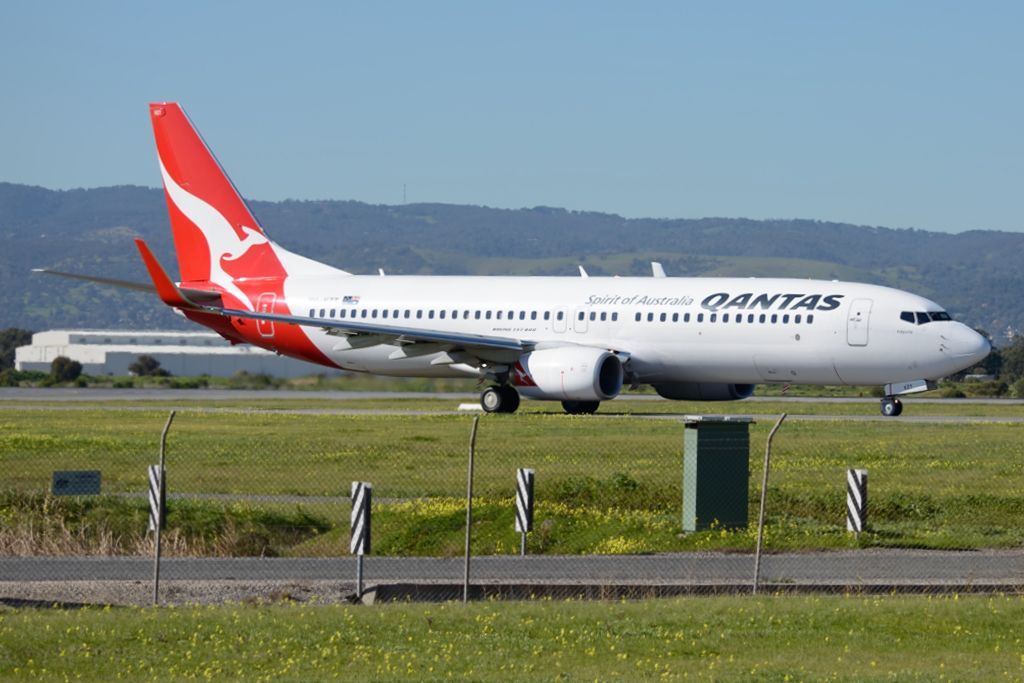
[217,305,530,353]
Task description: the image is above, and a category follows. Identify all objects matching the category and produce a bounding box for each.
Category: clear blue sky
[2,1,1022,233]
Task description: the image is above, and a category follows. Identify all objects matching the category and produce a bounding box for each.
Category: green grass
[2,596,1024,681]
[1,407,1023,554]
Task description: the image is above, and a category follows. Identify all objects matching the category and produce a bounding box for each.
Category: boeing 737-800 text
[38,103,991,416]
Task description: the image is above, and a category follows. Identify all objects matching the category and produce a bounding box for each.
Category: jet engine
[513,347,624,401]
[652,382,756,401]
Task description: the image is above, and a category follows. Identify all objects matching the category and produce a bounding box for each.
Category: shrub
[49,356,82,383]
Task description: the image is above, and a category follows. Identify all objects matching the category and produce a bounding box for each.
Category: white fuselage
[270,273,989,388]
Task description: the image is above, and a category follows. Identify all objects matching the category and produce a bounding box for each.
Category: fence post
[350,481,372,599]
[151,410,175,607]
[515,468,534,556]
[847,469,868,535]
[753,413,786,595]
[463,415,480,603]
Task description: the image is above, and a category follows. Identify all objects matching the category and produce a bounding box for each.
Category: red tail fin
[150,103,285,305]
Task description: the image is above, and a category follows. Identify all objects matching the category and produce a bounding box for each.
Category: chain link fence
[1,407,1023,603]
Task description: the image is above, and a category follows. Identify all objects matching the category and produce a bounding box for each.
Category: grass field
[1,404,1023,555]
[2,595,1023,681]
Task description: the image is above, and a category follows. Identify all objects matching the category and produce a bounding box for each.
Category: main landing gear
[880,397,903,417]
[480,385,520,414]
[561,400,600,415]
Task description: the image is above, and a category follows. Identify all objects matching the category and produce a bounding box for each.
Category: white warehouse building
[15,330,339,378]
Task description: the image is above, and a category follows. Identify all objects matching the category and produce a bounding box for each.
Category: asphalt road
[2,550,1022,585]
[1,387,1022,405]
[1,388,1021,423]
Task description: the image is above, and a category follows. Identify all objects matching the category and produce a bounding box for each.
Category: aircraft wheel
[561,400,600,415]
[499,385,520,413]
[481,386,504,413]
[880,398,901,417]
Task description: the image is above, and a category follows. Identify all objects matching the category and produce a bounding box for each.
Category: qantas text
[701,292,844,312]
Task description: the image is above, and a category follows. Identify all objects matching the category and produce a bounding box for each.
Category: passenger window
[309,309,315,317]
[771,314,778,323]
[439,310,446,319]
[672,313,678,322]
[394,310,400,318]
[531,311,537,320]
[544,312,550,321]
[807,314,814,324]
[916,312,930,325]
[647,312,654,322]
[900,311,915,324]
[759,314,766,323]
[319,308,326,317]
[340,310,347,319]
[684,313,691,323]
[660,313,667,322]
[329,309,336,318]
[508,310,514,319]
[519,311,526,320]
[416,310,423,319]
[612,312,618,322]
[577,312,583,321]
[710,313,717,323]
[600,312,607,321]
[635,312,642,322]
[475,311,481,319]
[404,310,411,319]
[557,311,564,321]
[747,314,754,323]
[794,314,801,324]
[697,313,704,323]
[361,309,369,318]
[486,311,492,320]
[783,314,790,323]
[497,311,503,320]
[723,314,729,323]
[590,312,596,321]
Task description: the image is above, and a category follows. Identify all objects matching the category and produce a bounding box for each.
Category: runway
[0,388,1020,423]
[3,550,1023,586]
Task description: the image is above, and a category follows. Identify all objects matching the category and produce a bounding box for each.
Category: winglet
[135,239,200,309]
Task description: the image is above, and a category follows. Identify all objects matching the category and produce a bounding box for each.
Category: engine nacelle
[513,347,624,401]
[652,382,756,401]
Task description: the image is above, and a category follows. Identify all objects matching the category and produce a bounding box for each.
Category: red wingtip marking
[135,239,196,309]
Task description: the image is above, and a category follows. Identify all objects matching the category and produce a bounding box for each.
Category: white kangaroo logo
[159,161,269,310]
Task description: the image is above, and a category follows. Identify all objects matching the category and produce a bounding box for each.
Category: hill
[1,182,1020,340]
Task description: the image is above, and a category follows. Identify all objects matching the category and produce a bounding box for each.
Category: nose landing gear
[880,397,903,417]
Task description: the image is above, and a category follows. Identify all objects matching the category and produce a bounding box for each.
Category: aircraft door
[256,292,276,338]
[553,307,567,333]
[573,307,589,333]
[847,298,872,346]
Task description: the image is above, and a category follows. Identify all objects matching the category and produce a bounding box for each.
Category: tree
[0,328,33,370]
[50,356,82,383]
[128,355,170,377]
[1000,337,1024,384]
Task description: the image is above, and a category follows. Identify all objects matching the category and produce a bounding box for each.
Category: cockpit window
[901,310,953,325]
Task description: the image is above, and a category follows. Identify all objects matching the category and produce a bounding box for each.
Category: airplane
[37,103,991,417]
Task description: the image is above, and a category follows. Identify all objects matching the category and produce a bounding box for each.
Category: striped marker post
[147,464,165,533]
[515,468,535,556]
[846,468,868,534]
[350,481,372,599]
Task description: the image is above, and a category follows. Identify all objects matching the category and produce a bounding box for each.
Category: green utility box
[682,415,754,532]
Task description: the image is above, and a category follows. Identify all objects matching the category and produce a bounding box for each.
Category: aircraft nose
[943,324,991,365]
